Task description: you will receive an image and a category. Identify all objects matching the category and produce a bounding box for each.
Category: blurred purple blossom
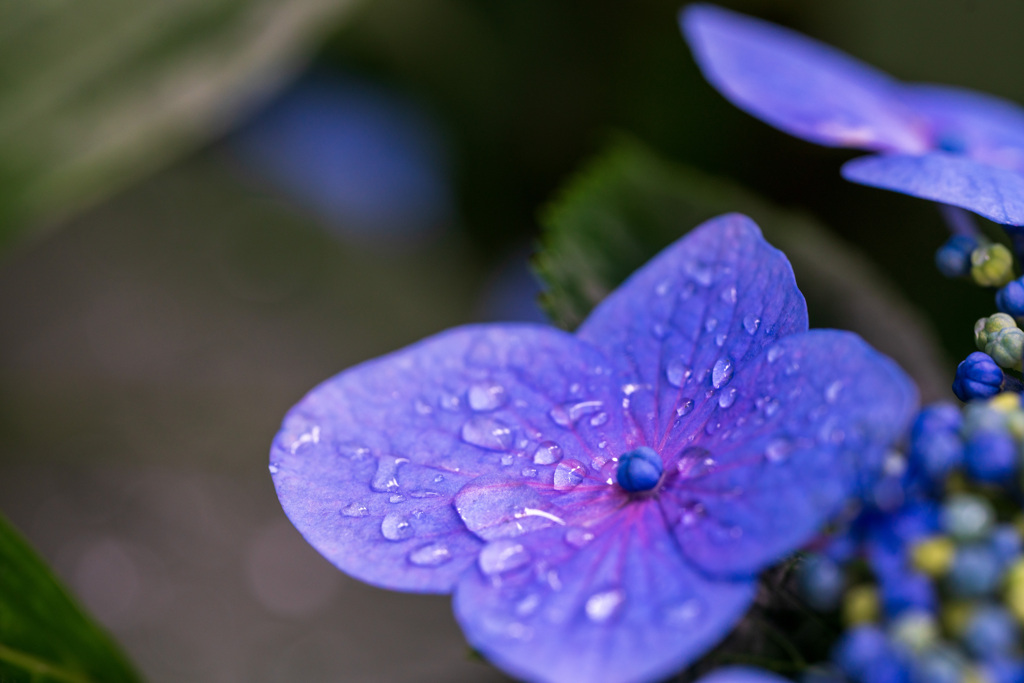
[682,4,1024,226]
[270,213,917,683]
[231,73,453,244]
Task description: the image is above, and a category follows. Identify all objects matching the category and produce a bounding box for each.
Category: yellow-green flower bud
[976,313,1018,351]
[986,327,1024,370]
[972,243,1015,287]
[843,584,879,626]
[910,535,956,576]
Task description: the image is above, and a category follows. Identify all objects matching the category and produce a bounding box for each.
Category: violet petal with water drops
[271,212,918,683]
[682,4,1024,225]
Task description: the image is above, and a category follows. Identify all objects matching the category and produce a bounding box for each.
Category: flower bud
[986,327,1024,370]
[953,352,1004,402]
[974,313,1017,351]
[936,235,979,278]
[997,277,1024,317]
[971,243,1015,287]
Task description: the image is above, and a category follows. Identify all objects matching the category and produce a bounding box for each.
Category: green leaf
[0,0,360,248]
[536,138,950,401]
[0,513,141,683]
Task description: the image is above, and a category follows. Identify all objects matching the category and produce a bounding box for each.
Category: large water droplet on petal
[549,400,604,428]
[676,399,695,417]
[743,314,760,335]
[461,417,513,451]
[408,542,452,567]
[553,459,587,491]
[585,589,625,622]
[711,357,734,389]
[371,455,409,492]
[468,383,507,411]
[533,441,563,465]
[478,539,531,575]
[455,478,564,541]
[666,359,691,387]
[381,513,413,541]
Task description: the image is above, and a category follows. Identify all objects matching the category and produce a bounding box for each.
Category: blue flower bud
[833,626,891,681]
[982,657,1024,683]
[909,404,964,484]
[975,313,1017,351]
[997,277,1024,317]
[964,429,1018,483]
[991,524,1023,567]
[936,235,979,278]
[987,327,1024,369]
[963,605,1019,659]
[799,553,844,611]
[615,446,663,492]
[953,352,1004,402]
[880,571,936,617]
[948,543,1002,597]
[909,646,965,683]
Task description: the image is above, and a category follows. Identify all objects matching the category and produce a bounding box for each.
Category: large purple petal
[577,213,807,456]
[663,330,918,576]
[902,84,1024,172]
[271,324,634,593]
[697,668,791,683]
[681,4,924,153]
[842,152,1024,226]
[453,499,755,683]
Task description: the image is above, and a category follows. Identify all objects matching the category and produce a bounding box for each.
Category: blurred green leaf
[536,138,950,401]
[0,0,359,249]
[0,513,141,683]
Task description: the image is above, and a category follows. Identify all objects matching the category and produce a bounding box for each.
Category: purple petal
[697,668,791,683]
[902,84,1024,171]
[664,330,918,576]
[577,213,807,455]
[271,324,634,593]
[453,499,755,683]
[681,4,924,152]
[842,152,1024,226]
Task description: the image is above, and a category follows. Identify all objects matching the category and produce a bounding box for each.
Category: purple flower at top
[682,4,1024,226]
[270,214,917,683]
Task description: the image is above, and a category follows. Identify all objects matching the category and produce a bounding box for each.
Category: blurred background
[1,0,1022,680]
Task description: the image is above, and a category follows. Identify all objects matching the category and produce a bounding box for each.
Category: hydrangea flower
[682,4,1024,226]
[270,213,917,683]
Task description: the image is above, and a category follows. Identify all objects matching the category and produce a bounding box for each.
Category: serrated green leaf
[536,138,949,401]
[0,513,141,683]
[0,0,359,249]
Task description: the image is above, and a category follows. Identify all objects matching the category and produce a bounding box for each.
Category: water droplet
[268,463,279,474]
[521,467,538,478]
[743,314,760,335]
[676,399,695,417]
[704,421,721,435]
[765,438,792,463]
[767,346,784,363]
[585,589,625,622]
[500,454,514,466]
[381,513,413,541]
[389,494,406,503]
[433,474,445,483]
[705,318,718,333]
[825,380,844,403]
[461,417,513,451]
[666,359,691,387]
[440,392,461,411]
[715,333,727,347]
[516,594,541,616]
[685,261,714,286]
[784,361,800,376]
[478,539,531,575]
[553,459,587,491]
[533,441,563,465]
[590,412,609,427]
[564,530,596,552]
[340,502,369,517]
[549,400,604,427]
[371,455,409,492]
[663,598,704,626]
[651,323,668,340]
[468,383,507,411]
[718,387,737,409]
[712,357,734,389]
[455,479,563,540]
[408,543,452,567]
[721,286,737,304]
[679,282,697,300]
[756,396,780,417]
[680,502,706,526]
[655,279,671,296]
[414,398,433,415]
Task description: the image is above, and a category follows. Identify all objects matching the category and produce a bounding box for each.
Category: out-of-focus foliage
[0,513,141,683]
[535,138,949,400]
[0,0,359,248]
